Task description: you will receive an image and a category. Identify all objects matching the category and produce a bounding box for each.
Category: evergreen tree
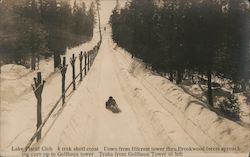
[15,0,48,70]
[0,0,96,69]
[110,0,250,107]
[87,2,96,37]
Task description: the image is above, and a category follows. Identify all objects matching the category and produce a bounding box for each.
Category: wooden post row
[70,54,77,90]
[84,52,87,76]
[32,72,45,142]
[89,50,92,66]
[79,51,84,81]
[60,57,68,105]
[95,46,98,57]
[87,52,90,71]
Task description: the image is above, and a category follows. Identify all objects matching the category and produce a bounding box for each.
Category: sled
[106,97,121,113]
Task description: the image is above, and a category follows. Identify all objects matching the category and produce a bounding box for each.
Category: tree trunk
[54,53,61,70]
[176,69,183,84]
[37,55,40,70]
[96,0,102,40]
[31,52,36,70]
[169,70,174,82]
[207,70,213,107]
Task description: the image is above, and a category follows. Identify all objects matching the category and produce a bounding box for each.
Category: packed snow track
[20,29,248,157]
[35,30,199,150]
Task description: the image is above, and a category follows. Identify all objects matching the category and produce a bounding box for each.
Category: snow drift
[114,45,249,153]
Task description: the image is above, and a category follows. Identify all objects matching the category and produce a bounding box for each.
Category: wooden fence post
[79,51,84,81]
[84,52,87,76]
[32,72,45,142]
[70,54,77,90]
[94,46,98,57]
[98,41,101,50]
[87,52,90,71]
[60,57,67,105]
[89,50,92,66]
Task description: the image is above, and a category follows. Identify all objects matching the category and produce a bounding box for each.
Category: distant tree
[0,0,96,69]
[0,0,25,63]
[224,0,250,92]
[39,0,63,69]
[15,0,48,70]
[97,0,102,38]
[87,2,96,37]
[183,0,223,106]
[110,0,250,107]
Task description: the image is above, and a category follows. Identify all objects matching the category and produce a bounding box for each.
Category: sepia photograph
[0,0,249,157]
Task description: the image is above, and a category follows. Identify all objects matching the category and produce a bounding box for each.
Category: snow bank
[0,26,102,156]
[114,46,249,153]
[1,64,30,80]
[0,26,100,104]
[0,64,32,103]
[181,78,250,124]
[0,59,54,103]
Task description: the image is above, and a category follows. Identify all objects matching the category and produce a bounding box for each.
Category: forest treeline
[0,0,96,69]
[110,0,250,107]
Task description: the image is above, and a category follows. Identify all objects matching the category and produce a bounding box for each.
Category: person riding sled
[106,96,121,113]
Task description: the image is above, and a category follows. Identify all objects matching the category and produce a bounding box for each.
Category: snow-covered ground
[110,32,250,153]
[1,1,249,157]
[180,79,250,125]
[0,25,100,155]
[1,27,248,157]
[0,1,121,156]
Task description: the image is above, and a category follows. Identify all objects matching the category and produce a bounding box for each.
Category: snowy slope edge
[114,48,249,153]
